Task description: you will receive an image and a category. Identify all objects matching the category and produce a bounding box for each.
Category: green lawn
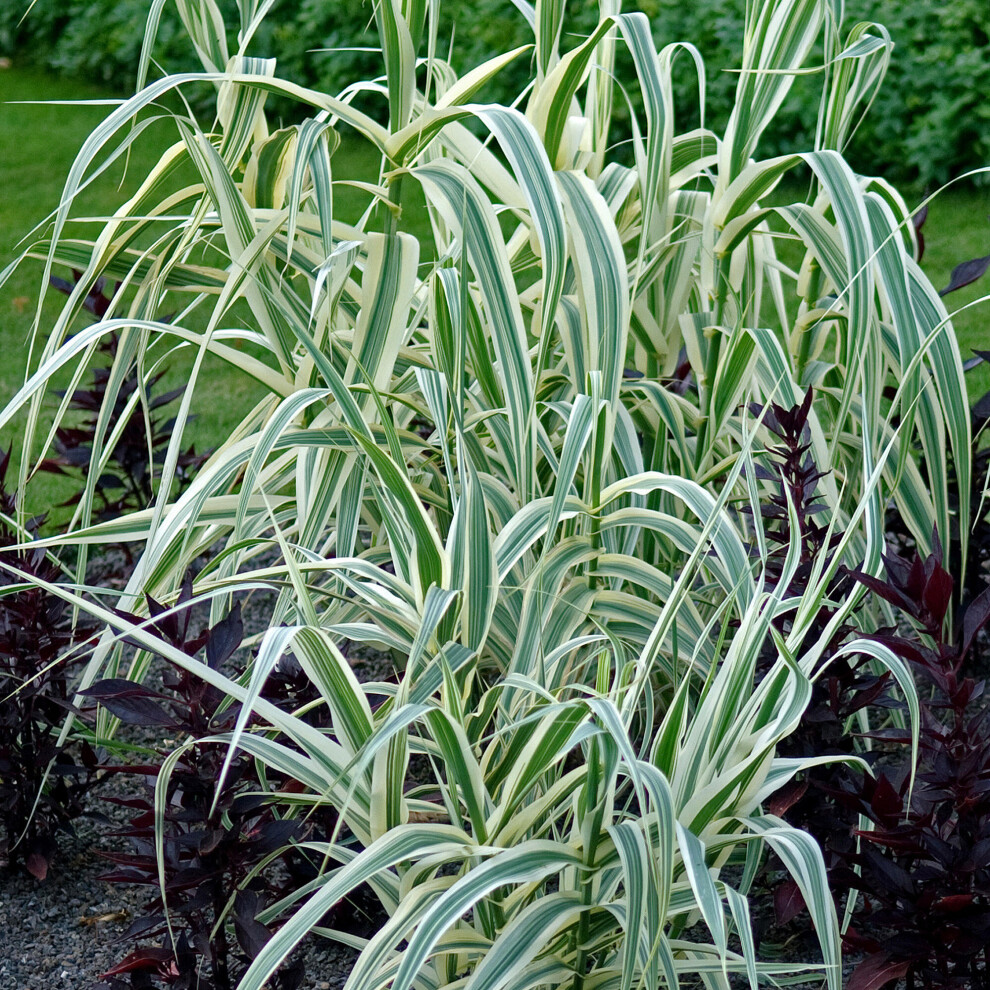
[916,185,990,397]
[1,63,987,519]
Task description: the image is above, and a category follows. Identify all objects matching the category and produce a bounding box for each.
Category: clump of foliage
[748,394,895,934]
[752,392,882,761]
[751,396,990,982]
[755,390,842,614]
[86,591,309,990]
[758,390,893,758]
[0,448,96,878]
[639,0,990,188]
[2,0,983,987]
[822,537,990,989]
[43,271,207,524]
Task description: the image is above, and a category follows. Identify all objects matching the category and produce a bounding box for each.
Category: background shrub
[0,0,198,83]
[3,0,987,188]
[641,0,990,188]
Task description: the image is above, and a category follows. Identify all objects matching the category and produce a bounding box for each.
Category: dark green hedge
[639,0,990,190]
[3,0,986,189]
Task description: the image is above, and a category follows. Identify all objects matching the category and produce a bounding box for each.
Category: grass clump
[0,1,986,988]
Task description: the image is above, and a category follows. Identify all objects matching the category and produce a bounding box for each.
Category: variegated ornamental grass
[0,0,970,986]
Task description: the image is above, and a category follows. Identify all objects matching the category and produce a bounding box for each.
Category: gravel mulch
[0,742,365,990]
[0,815,147,990]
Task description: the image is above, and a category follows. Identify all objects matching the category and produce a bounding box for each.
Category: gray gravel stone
[0,781,364,989]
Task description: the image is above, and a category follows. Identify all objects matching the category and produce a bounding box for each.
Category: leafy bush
[823,539,990,989]
[0,450,96,878]
[0,0,980,987]
[86,594,311,989]
[850,0,989,189]
[743,393,892,936]
[4,0,988,187]
[644,0,990,188]
[741,396,990,980]
[0,0,202,82]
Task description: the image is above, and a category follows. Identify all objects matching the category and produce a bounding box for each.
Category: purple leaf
[932,893,974,913]
[939,254,990,296]
[145,592,179,644]
[869,774,904,822]
[849,570,916,614]
[767,778,808,817]
[922,563,953,629]
[120,914,167,940]
[961,582,990,656]
[881,548,912,590]
[234,889,272,958]
[973,390,990,422]
[206,603,243,669]
[912,205,927,261]
[930,523,944,566]
[88,692,174,727]
[80,678,166,702]
[148,386,186,411]
[774,878,806,925]
[250,818,303,855]
[25,852,49,880]
[847,954,911,990]
[196,828,227,855]
[49,275,76,296]
[100,947,175,977]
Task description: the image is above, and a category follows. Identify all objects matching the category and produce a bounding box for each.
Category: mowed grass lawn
[1,63,988,516]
